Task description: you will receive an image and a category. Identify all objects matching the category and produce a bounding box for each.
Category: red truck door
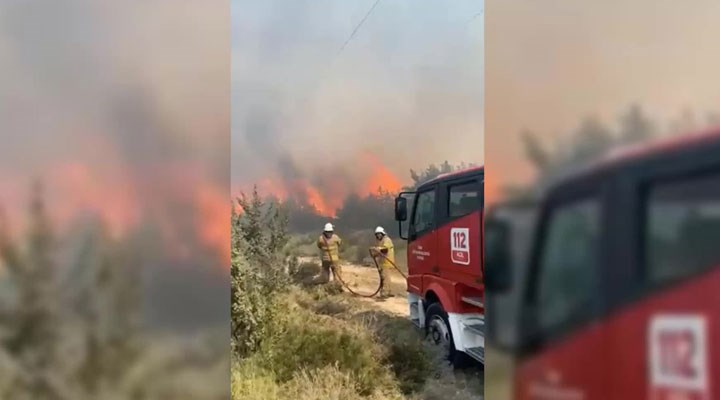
[407,185,439,290]
[515,142,720,400]
[514,185,610,400]
[602,163,720,400]
[436,174,483,285]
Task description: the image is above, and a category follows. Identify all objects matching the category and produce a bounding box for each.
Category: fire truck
[394,166,484,366]
[485,129,720,399]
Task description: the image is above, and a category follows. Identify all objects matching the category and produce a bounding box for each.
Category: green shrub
[368,316,432,394]
[259,306,394,395]
[231,189,292,357]
[231,359,280,400]
[231,254,283,357]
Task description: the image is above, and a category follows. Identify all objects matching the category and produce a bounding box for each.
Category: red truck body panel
[406,167,484,314]
[507,129,720,400]
[516,264,720,400]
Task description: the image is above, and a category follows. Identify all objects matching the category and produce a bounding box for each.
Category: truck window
[536,198,601,333]
[413,189,436,234]
[448,181,479,218]
[645,171,720,284]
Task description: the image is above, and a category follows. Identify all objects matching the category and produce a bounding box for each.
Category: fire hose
[322,237,407,298]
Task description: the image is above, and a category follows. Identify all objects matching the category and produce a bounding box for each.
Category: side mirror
[485,218,512,293]
[395,197,408,221]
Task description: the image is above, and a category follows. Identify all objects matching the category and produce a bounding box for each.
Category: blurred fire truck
[485,129,720,399]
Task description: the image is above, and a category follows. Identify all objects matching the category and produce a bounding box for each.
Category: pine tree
[231,188,290,358]
[1,181,66,399]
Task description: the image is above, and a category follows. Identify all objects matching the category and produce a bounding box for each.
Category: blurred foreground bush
[0,184,228,400]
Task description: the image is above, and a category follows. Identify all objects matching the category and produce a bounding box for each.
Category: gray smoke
[232,0,484,195]
[0,0,229,329]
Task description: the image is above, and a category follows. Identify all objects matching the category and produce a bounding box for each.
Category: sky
[232,0,484,193]
[486,0,720,195]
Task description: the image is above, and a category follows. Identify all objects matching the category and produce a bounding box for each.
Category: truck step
[411,318,421,328]
[463,323,484,335]
[461,296,483,308]
[465,346,485,363]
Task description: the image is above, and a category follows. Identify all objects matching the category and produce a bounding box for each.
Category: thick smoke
[232,0,484,200]
[486,0,720,193]
[0,0,229,329]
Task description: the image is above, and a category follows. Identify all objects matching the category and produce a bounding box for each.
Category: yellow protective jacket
[373,236,394,269]
[317,234,342,262]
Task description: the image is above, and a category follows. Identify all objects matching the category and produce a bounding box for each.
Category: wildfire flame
[238,152,403,218]
[195,184,231,265]
[0,161,231,268]
[361,152,402,195]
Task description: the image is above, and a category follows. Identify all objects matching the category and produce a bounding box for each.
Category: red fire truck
[394,166,484,366]
[485,129,720,399]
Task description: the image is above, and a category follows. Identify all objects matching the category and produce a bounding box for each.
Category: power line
[336,0,382,57]
[466,10,483,24]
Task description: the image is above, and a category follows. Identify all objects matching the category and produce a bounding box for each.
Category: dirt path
[338,262,410,315]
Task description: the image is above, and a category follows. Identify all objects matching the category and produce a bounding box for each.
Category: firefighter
[317,222,342,284]
[371,226,395,298]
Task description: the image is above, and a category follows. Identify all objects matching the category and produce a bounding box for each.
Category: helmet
[323,223,334,232]
[375,226,386,235]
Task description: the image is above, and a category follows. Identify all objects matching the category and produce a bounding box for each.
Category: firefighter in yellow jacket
[370,226,395,298]
[317,222,342,283]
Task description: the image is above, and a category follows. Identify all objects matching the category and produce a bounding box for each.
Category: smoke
[486,0,720,191]
[0,0,230,328]
[232,0,484,203]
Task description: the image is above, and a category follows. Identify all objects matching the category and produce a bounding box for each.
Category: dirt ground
[299,256,485,399]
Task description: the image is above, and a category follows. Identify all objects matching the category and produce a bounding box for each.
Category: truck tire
[425,302,470,369]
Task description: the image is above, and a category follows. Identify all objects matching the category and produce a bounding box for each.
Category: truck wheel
[425,302,470,369]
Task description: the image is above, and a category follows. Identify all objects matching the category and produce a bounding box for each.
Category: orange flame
[1,160,231,269]
[46,162,140,238]
[238,151,403,218]
[360,152,402,194]
[195,185,230,265]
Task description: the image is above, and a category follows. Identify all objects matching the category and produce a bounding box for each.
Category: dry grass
[483,347,514,400]
[237,231,481,400]
[232,284,483,400]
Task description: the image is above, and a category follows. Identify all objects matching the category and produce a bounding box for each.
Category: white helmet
[323,223,334,232]
[375,226,386,235]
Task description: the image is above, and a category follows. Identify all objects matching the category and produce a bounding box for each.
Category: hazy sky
[232,0,484,191]
[487,0,720,193]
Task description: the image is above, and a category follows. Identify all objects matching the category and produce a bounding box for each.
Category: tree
[0,182,68,399]
[513,108,644,194]
[566,116,614,167]
[232,188,291,357]
[405,161,476,191]
[618,104,655,145]
[520,130,551,173]
[0,182,148,399]
[70,222,141,398]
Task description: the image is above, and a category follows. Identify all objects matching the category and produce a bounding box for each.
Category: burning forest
[235,156,476,234]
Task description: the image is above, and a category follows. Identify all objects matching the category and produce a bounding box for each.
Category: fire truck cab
[394,166,484,366]
[486,130,720,399]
